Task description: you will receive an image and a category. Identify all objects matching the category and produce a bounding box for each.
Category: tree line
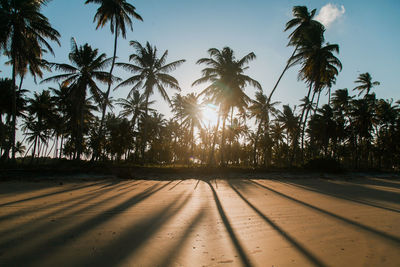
[1,1,399,170]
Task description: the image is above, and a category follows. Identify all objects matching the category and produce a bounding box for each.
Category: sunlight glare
[202,104,219,127]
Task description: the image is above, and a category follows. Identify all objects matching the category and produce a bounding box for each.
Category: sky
[1,0,400,128]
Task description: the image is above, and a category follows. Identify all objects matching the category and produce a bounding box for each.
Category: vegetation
[0,2,399,171]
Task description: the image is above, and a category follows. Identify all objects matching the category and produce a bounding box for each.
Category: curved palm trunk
[301,90,317,159]
[295,82,313,163]
[30,136,38,164]
[314,89,322,115]
[267,47,298,105]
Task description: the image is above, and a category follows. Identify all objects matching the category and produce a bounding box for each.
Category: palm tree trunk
[314,89,322,115]
[30,136,38,164]
[220,114,227,167]
[328,87,331,105]
[267,47,298,105]
[47,137,56,158]
[253,120,263,166]
[301,90,317,158]
[141,93,150,163]
[59,135,64,158]
[191,123,195,161]
[99,23,119,143]
[209,113,221,166]
[18,75,24,92]
[11,57,17,161]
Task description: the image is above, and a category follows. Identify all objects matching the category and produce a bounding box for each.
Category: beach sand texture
[0,176,399,266]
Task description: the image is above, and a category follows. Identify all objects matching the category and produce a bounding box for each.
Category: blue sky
[1,0,400,122]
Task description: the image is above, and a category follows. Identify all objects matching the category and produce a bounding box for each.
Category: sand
[0,175,399,266]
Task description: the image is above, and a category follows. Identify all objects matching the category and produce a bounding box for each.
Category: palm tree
[0,78,28,160]
[193,47,261,165]
[0,0,60,160]
[291,41,342,159]
[248,91,279,166]
[26,90,55,162]
[14,141,25,158]
[116,41,185,161]
[85,0,143,137]
[181,93,203,162]
[276,105,299,165]
[268,5,324,104]
[117,90,153,131]
[353,72,380,97]
[42,38,116,159]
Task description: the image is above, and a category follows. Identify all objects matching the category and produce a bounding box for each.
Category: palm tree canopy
[85,0,143,38]
[116,41,185,104]
[0,78,28,118]
[353,72,380,96]
[291,42,342,91]
[117,90,154,119]
[248,91,280,124]
[0,0,60,75]
[181,93,203,129]
[285,6,325,47]
[193,47,261,114]
[42,38,118,104]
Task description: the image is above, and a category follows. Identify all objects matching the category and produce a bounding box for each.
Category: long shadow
[157,209,206,266]
[169,179,184,190]
[75,192,193,267]
[117,180,145,191]
[354,177,400,189]
[194,179,200,190]
[0,179,128,224]
[229,180,326,267]
[0,180,107,207]
[0,179,141,240]
[250,180,400,244]
[278,180,400,213]
[1,181,173,264]
[206,181,252,267]
[296,178,400,205]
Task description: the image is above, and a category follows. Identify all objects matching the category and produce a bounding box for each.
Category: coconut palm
[85,0,143,136]
[0,78,28,160]
[193,47,261,165]
[248,91,280,166]
[117,90,154,130]
[291,41,342,159]
[42,38,116,159]
[0,0,60,159]
[268,5,324,104]
[353,72,380,97]
[116,41,185,161]
[181,93,203,161]
[276,105,299,165]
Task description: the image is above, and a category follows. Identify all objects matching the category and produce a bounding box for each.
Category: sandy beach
[0,175,399,266]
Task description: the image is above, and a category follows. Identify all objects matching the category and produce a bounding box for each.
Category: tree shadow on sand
[206,180,252,267]
[0,181,175,266]
[228,179,327,267]
[276,178,400,213]
[249,180,400,245]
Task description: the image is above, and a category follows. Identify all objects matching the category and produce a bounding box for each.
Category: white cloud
[316,3,345,28]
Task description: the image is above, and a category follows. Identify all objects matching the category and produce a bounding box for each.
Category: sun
[201,103,219,127]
